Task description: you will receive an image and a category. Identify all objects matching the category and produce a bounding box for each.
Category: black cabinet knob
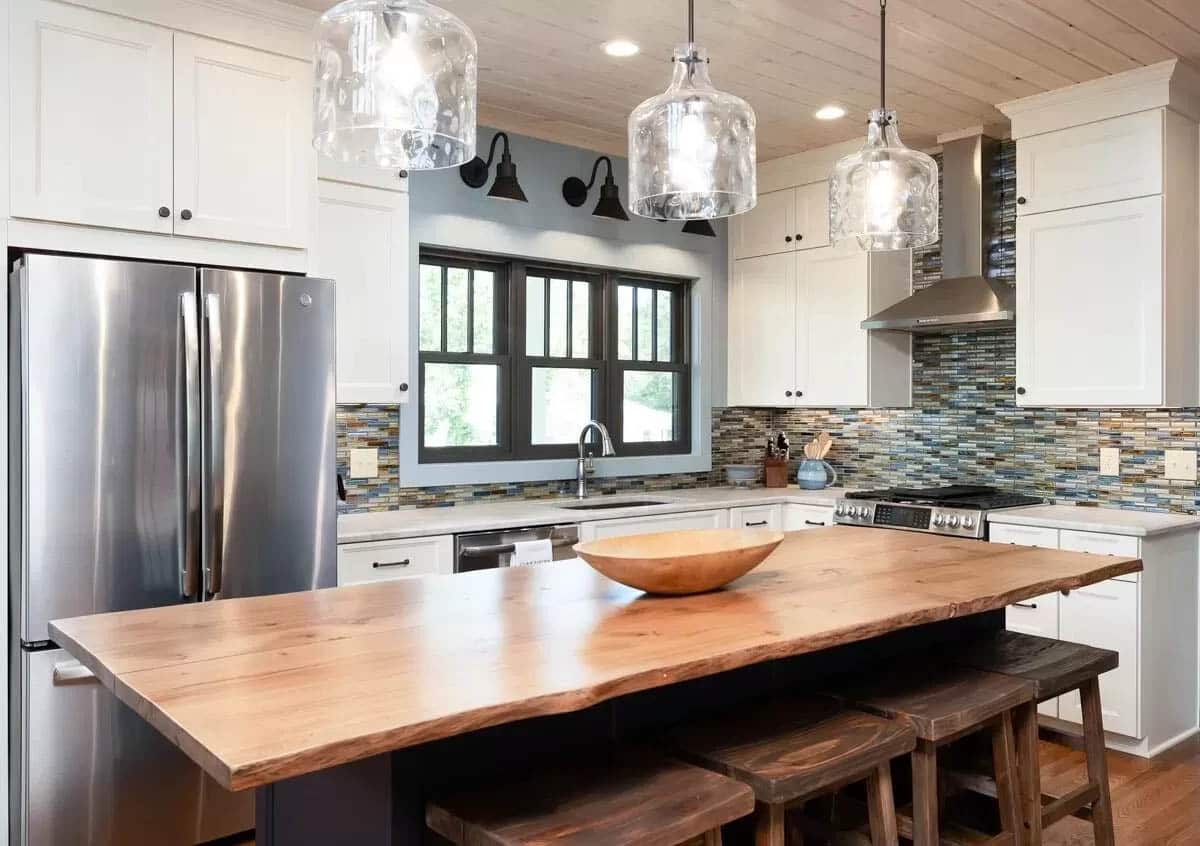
[1017,386,1027,395]
[180,209,193,220]
[796,389,803,397]
[784,235,793,243]
[796,233,803,241]
[398,382,409,392]
[398,169,409,179]
[1017,196,1027,205]
[158,206,170,218]
[785,390,793,397]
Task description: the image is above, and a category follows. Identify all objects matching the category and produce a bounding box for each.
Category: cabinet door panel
[794,182,830,250]
[1016,196,1163,406]
[797,249,869,406]
[1006,592,1061,717]
[729,504,782,530]
[728,254,797,406]
[315,180,410,404]
[731,189,795,259]
[337,536,453,585]
[782,504,835,530]
[1059,579,1139,738]
[173,34,312,247]
[580,509,729,541]
[11,0,173,232]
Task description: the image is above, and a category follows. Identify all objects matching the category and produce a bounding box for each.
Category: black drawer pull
[373,559,411,569]
[1013,601,1038,609]
[745,520,769,527]
[805,520,827,526]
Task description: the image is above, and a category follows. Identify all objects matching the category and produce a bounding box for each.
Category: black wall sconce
[459,132,528,202]
[682,219,716,237]
[562,156,629,221]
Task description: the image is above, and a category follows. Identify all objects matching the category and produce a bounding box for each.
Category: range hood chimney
[861,132,1014,333]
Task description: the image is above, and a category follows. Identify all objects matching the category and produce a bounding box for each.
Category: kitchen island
[50,527,1141,845]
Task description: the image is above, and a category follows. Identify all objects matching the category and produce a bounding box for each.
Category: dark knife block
[763,457,789,488]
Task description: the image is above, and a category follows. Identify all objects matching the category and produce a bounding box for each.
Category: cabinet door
[580,509,730,541]
[796,248,870,407]
[782,504,835,530]
[315,180,410,404]
[794,181,830,250]
[10,0,174,233]
[1059,579,1140,738]
[729,504,782,530]
[728,254,797,406]
[1016,195,1163,406]
[173,34,312,247]
[337,536,454,585]
[1016,111,1162,216]
[731,188,796,259]
[1058,530,1140,583]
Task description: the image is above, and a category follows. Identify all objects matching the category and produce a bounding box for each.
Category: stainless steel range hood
[861,133,1015,333]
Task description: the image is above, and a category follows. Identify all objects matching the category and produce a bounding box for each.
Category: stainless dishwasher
[454,524,580,573]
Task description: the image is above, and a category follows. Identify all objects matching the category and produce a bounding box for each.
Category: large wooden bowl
[573,528,785,595]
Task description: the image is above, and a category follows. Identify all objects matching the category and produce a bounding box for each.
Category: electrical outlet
[349,447,379,479]
[1099,447,1120,477]
[1164,449,1197,482]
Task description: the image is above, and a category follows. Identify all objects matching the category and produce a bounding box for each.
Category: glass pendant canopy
[627,1,756,220]
[829,0,938,250]
[313,0,477,170]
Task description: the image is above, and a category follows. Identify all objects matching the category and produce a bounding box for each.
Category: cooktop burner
[845,485,1043,511]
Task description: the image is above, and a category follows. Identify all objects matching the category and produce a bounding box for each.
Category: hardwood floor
[1039,732,1200,845]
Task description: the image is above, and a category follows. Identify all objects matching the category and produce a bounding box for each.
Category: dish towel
[511,538,554,566]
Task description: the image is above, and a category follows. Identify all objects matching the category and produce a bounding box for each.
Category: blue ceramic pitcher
[796,459,838,490]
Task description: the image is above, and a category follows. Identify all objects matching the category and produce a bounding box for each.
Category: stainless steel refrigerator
[9,254,337,845]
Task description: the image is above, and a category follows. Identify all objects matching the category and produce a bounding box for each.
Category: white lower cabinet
[783,504,835,531]
[1059,579,1140,737]
[1004,592,1061,717]
[337,536,454,586]
[579,509,729,542]
[729,504,782,530]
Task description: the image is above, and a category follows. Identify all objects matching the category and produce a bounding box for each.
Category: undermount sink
[557,499,671,511]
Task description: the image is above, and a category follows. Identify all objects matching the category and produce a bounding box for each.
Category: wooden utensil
[574,529,784,595]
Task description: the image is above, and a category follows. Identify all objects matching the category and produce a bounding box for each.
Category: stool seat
[426,750,754,846]
[951,630,1118,700]
[836,666,1036,742]
[672,696,916,804]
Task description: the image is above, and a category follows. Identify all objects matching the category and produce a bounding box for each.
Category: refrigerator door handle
[204,293,225,597]
[180,293,202,598]
[52,658,99,686]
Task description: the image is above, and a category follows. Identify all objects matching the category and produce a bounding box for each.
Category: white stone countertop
[337,486,852,543]
[986,504,1200,537]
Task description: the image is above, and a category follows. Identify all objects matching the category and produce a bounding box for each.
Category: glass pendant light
[313,0,477,170]
[627,0,756,220]
[829,0,938,250]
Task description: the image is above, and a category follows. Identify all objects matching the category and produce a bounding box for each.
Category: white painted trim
[1039,716,1199,759]
[757,137,862,194]
[6,218,309,273]
[1,0,12,836]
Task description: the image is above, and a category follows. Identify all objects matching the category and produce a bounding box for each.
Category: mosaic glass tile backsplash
[339,140,1200,515]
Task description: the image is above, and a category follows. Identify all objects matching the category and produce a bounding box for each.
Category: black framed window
[418,249,691,463]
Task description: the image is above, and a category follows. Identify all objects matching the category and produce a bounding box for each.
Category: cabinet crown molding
[999,59,1200,139]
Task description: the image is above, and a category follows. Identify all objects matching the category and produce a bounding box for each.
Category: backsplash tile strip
[338,141,1200,515]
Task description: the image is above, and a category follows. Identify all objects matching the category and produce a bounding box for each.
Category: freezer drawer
[15,649,252,846]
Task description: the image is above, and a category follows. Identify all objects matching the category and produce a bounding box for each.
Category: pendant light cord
[879,0,887,112]
[688,0,695,43]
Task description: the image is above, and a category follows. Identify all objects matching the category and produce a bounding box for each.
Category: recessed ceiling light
[815,105,847,120]
[603,39,640,57]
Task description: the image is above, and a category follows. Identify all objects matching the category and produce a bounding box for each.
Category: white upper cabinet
[9,0,314,252]
[1016,196,1163,406]
[10,1,174,233]
[797,249,870,407]
[173,35,311,248]
[314,179,410,404]
[731,182,829,259]
[728,252,797,406]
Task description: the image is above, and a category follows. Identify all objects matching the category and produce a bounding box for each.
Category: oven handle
[459,537,577,558]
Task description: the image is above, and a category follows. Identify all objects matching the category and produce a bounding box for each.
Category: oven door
[454,524,580,572]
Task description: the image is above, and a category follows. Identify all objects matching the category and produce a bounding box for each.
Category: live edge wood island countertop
[49,527,1140,793]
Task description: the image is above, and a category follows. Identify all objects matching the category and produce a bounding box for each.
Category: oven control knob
[835,504,845,516]
[962,516,975,529]
[859,507,870,519]
[948,516,961,528]
[932,514,944,526]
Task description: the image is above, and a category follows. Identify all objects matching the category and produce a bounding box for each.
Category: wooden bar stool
[952,630,1118,846]
[426,749,754,846]
[671,696,916,846]
[834,666,1037,846]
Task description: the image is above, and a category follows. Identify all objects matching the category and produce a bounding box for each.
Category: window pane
[530,367,593,444]
[623,371,678,442]
[423,363,499,447]
[445,268,470,352]
[656,289,672,362]
[419,264,442,352]
[548,278,568,357]
[473,270,494,354]
[617,285,634,360]
[526,276,545,356]
[571,280,590,359]
[636,287,653,361]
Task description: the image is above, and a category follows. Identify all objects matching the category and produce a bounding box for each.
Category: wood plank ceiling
[297,0,1200,160]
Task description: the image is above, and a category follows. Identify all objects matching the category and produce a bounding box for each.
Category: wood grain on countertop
[49,527,1140,792]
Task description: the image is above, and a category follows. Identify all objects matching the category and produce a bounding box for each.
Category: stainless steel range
[833,485,1043,539]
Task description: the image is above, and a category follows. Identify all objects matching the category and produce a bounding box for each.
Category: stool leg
[912,740,939,846]
[1013,701,1044,846]
[991,710,1022,841]
[703,829,723,846]
[754,801,787,846]
[866,763,899,846]
[1080,678,1116,846]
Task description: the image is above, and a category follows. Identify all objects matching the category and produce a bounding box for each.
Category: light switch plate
[1164,449,1197,482]
[1099,447,1120,477]
[349,447,379,479]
